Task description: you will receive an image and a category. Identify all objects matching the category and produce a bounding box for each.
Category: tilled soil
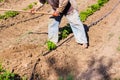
[0,0,120,80]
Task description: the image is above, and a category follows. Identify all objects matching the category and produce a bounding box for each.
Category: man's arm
[56,0,69,13]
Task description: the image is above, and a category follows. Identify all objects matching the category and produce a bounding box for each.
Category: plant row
[0,11,19,20]
[80,0,109,22]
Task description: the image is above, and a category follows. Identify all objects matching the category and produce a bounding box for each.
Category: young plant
[0,64,15,80]
[80,8,94,22]
[0,11,19,19]
[90,4,100,12]
[0,71,15,80]
[98,0,109,6]
[23,2,37,10]
[47,41,56,51]
[80,0,109,22]
[59,24,72,40]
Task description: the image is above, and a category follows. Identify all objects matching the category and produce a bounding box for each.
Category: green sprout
[23,2,37,10]
[59,24,72,40]
[0,11,19,20]
[80,0,109,22]
[47,41,56,51]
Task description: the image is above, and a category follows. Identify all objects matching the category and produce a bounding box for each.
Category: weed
[47,41,56,51]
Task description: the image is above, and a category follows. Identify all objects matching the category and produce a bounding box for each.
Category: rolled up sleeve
[56,0,69,13]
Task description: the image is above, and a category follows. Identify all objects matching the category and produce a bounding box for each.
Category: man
[31,0,88,48]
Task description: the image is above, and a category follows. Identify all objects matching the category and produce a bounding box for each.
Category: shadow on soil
[44,56,113,80]
[28,55,113,80]
[46,55,77,80]
[77,56,113,80]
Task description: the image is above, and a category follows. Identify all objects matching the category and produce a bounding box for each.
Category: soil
[0,0,120,80]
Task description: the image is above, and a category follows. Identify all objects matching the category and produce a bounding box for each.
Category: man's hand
[30,3,44,14]
[30,8,37,14]
[52,11,60,17]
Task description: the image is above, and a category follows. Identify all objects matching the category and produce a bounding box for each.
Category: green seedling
[0,64,15,80]
[0,11,19,19]
[80,8,93,22]
[80,11,88,22]
[90,4,100,12]
[0,63,26,80]
[61,29,69,39]
[23,2,37,10]
[80,0,109,22]
[98,0,109,6]
[59,24,72,40]
[0,71,15,80]
[47,41,56,51]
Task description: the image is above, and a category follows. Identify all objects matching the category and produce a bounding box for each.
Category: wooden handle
[0,8,52,15]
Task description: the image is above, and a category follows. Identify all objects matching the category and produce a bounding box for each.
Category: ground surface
[0,0,120,80]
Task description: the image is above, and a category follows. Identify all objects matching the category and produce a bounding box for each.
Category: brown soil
[0,0,120,80]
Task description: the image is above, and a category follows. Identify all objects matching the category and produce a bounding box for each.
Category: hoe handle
[0,8,52,15]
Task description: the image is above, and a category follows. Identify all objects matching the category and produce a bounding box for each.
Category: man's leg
[66,10,88,47]
[48,16,63,44]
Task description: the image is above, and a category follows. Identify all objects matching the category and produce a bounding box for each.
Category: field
[0,0,120,80]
